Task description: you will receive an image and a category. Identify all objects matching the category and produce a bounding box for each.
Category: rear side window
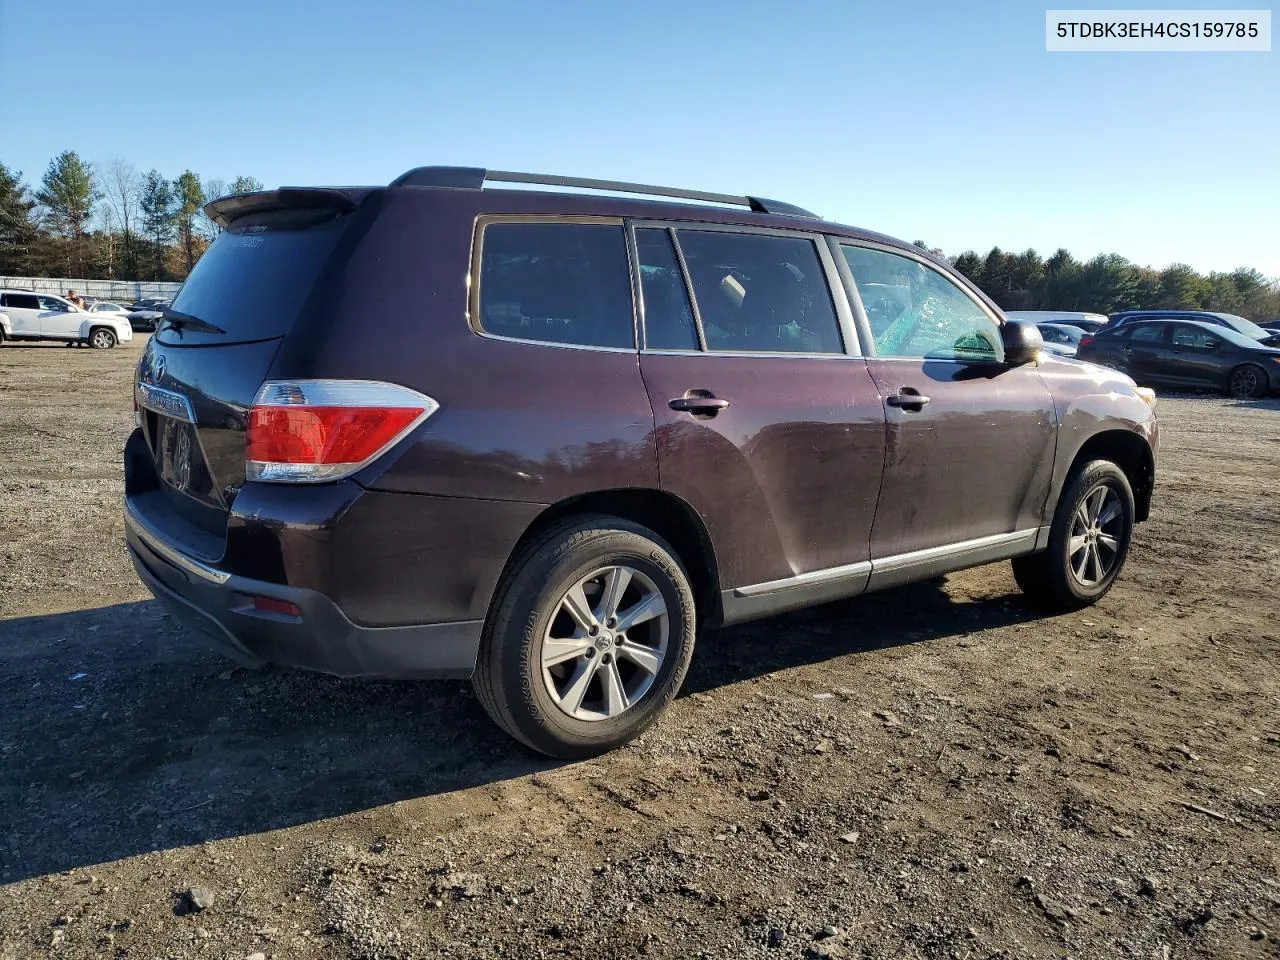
[635,228,698,351]
[1129,324,1166,343]
[162,208,350,345]
[675,230,842,354]
[477,222,634,350]
[3,293,40,310]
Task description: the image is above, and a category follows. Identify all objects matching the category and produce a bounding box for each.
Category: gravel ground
[1,338,1277,959]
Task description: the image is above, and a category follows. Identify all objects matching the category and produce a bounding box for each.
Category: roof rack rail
[387,166,819,219]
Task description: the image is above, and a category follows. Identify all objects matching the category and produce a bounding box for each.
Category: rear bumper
[125,498,482,679]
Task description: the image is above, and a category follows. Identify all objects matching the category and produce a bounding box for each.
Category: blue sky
[2,0,1276,274]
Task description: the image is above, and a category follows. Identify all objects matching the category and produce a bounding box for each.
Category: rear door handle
[886,390,930,411]
[669,392,729,416]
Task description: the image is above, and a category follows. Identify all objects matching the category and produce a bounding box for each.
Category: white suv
[0,291,134,348]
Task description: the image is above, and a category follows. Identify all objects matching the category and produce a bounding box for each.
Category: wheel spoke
[1097,532,1119,553]
[1068,533,1088,556]
[615,592,665,632]
[1087,487,1105,523]
[618,640,662,676]
[1089,542,1103,583]
[560,582,598,634]
[542,636,592,668]
[1097,497,1121,527]
[600,660,629,716]
[559,657,600,716]
[598,566,632,622]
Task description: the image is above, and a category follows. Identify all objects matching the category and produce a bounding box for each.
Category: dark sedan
[1078,319,1280,398]
[1108,309,1280,347]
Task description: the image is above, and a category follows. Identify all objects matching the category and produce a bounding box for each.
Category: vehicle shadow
[0,580,1043,882]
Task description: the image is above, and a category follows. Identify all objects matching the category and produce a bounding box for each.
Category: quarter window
[674,230,842,354]
[477,222,635,350]
[841,245,1001,362]
[635,229,699,351]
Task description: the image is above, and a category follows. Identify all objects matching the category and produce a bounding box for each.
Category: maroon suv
[124,167,1159,758]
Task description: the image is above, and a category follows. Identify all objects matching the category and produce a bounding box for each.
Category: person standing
[66,289,86,309]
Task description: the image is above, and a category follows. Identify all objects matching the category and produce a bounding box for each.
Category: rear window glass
[160,208,348,345]
[477,222,634,350]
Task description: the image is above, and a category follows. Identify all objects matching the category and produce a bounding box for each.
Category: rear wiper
[160,309,225,336]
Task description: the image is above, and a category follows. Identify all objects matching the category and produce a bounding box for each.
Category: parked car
[87,301,131,317]
[1108,310,1280,347]
[123,166,1159,758]
[1259,318,1280,332]
[128,299,173,331]
[1036,322,1085,357]
[1006,310,1108,334]
[0,290,134,348]
[1077,319,1280,398]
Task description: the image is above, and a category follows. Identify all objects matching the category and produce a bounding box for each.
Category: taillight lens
[1079,334,1094,348]
[246,380,438,483]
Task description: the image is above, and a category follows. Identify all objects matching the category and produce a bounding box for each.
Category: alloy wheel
[541,565,669,721]
[1068,484,1123,587]
[1230,366,1260,398]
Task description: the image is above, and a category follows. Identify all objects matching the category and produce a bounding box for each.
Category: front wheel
[88,328,117,349]
[1013,459,1135,611]
[473,516,696,759]
[1228,364,1268,399]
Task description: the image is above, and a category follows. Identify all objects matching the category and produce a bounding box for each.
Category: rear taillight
[1079,334,1094,348]
[246,380,438,483]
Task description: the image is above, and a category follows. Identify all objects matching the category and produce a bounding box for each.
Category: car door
[1121,323,1170,383]
[1,293,43,335]
[632,224,887,621]
[37,296,80,336]
[836,242,1057,575]
[1168,324,1229,387]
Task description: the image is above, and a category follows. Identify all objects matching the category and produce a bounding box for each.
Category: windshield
[1219,314,1271,340]
[1212,324,1273,349]
[159,207,349,346]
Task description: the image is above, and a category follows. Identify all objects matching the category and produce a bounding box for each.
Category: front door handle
[886,390,930,411]
[669,391,730,416]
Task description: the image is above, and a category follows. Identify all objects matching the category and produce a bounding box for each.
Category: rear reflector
[246,379,438,482]
[252,596,302,617]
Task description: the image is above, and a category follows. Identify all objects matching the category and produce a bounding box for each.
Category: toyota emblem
[154,355,167,382]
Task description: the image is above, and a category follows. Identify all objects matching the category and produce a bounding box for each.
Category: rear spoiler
[203,187,366,228]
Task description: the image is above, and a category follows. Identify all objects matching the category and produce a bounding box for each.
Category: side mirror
[1001,320,1044,365]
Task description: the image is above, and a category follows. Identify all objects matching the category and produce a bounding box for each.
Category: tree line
[0,153,262,282]
[2,151,1277,320]
[918,243,1278,322]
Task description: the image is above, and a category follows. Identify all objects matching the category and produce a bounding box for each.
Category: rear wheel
[89,327,116,349]
[473,516,696,759]
[1228,364,1267,399]
[1013,459,1134,611]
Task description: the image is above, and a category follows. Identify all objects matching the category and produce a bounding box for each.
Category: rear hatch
[135,190,365,546]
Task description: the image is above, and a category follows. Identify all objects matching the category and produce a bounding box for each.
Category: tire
[88,328,117,349]
[1228,364,1268,399]
[1012,459,1135,612]
[473,515,697,759]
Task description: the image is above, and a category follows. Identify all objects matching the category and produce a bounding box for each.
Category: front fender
[1037,356,1158,516]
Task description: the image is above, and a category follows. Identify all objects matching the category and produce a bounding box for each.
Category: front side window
[38,296,69,312]
[477,222,634,350]
[841,245,1001,362]
[635,228,698,351]
[674,230,842,354]
[1171,325,1221,349]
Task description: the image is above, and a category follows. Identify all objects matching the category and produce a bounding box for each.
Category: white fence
[0,276,182,303]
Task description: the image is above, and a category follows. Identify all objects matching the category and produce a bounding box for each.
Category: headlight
[1135,387,1157,409]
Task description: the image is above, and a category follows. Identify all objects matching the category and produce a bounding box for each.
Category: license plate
[154,415,200,496]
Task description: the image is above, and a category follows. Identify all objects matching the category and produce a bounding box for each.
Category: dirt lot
[0,337,1277,960]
